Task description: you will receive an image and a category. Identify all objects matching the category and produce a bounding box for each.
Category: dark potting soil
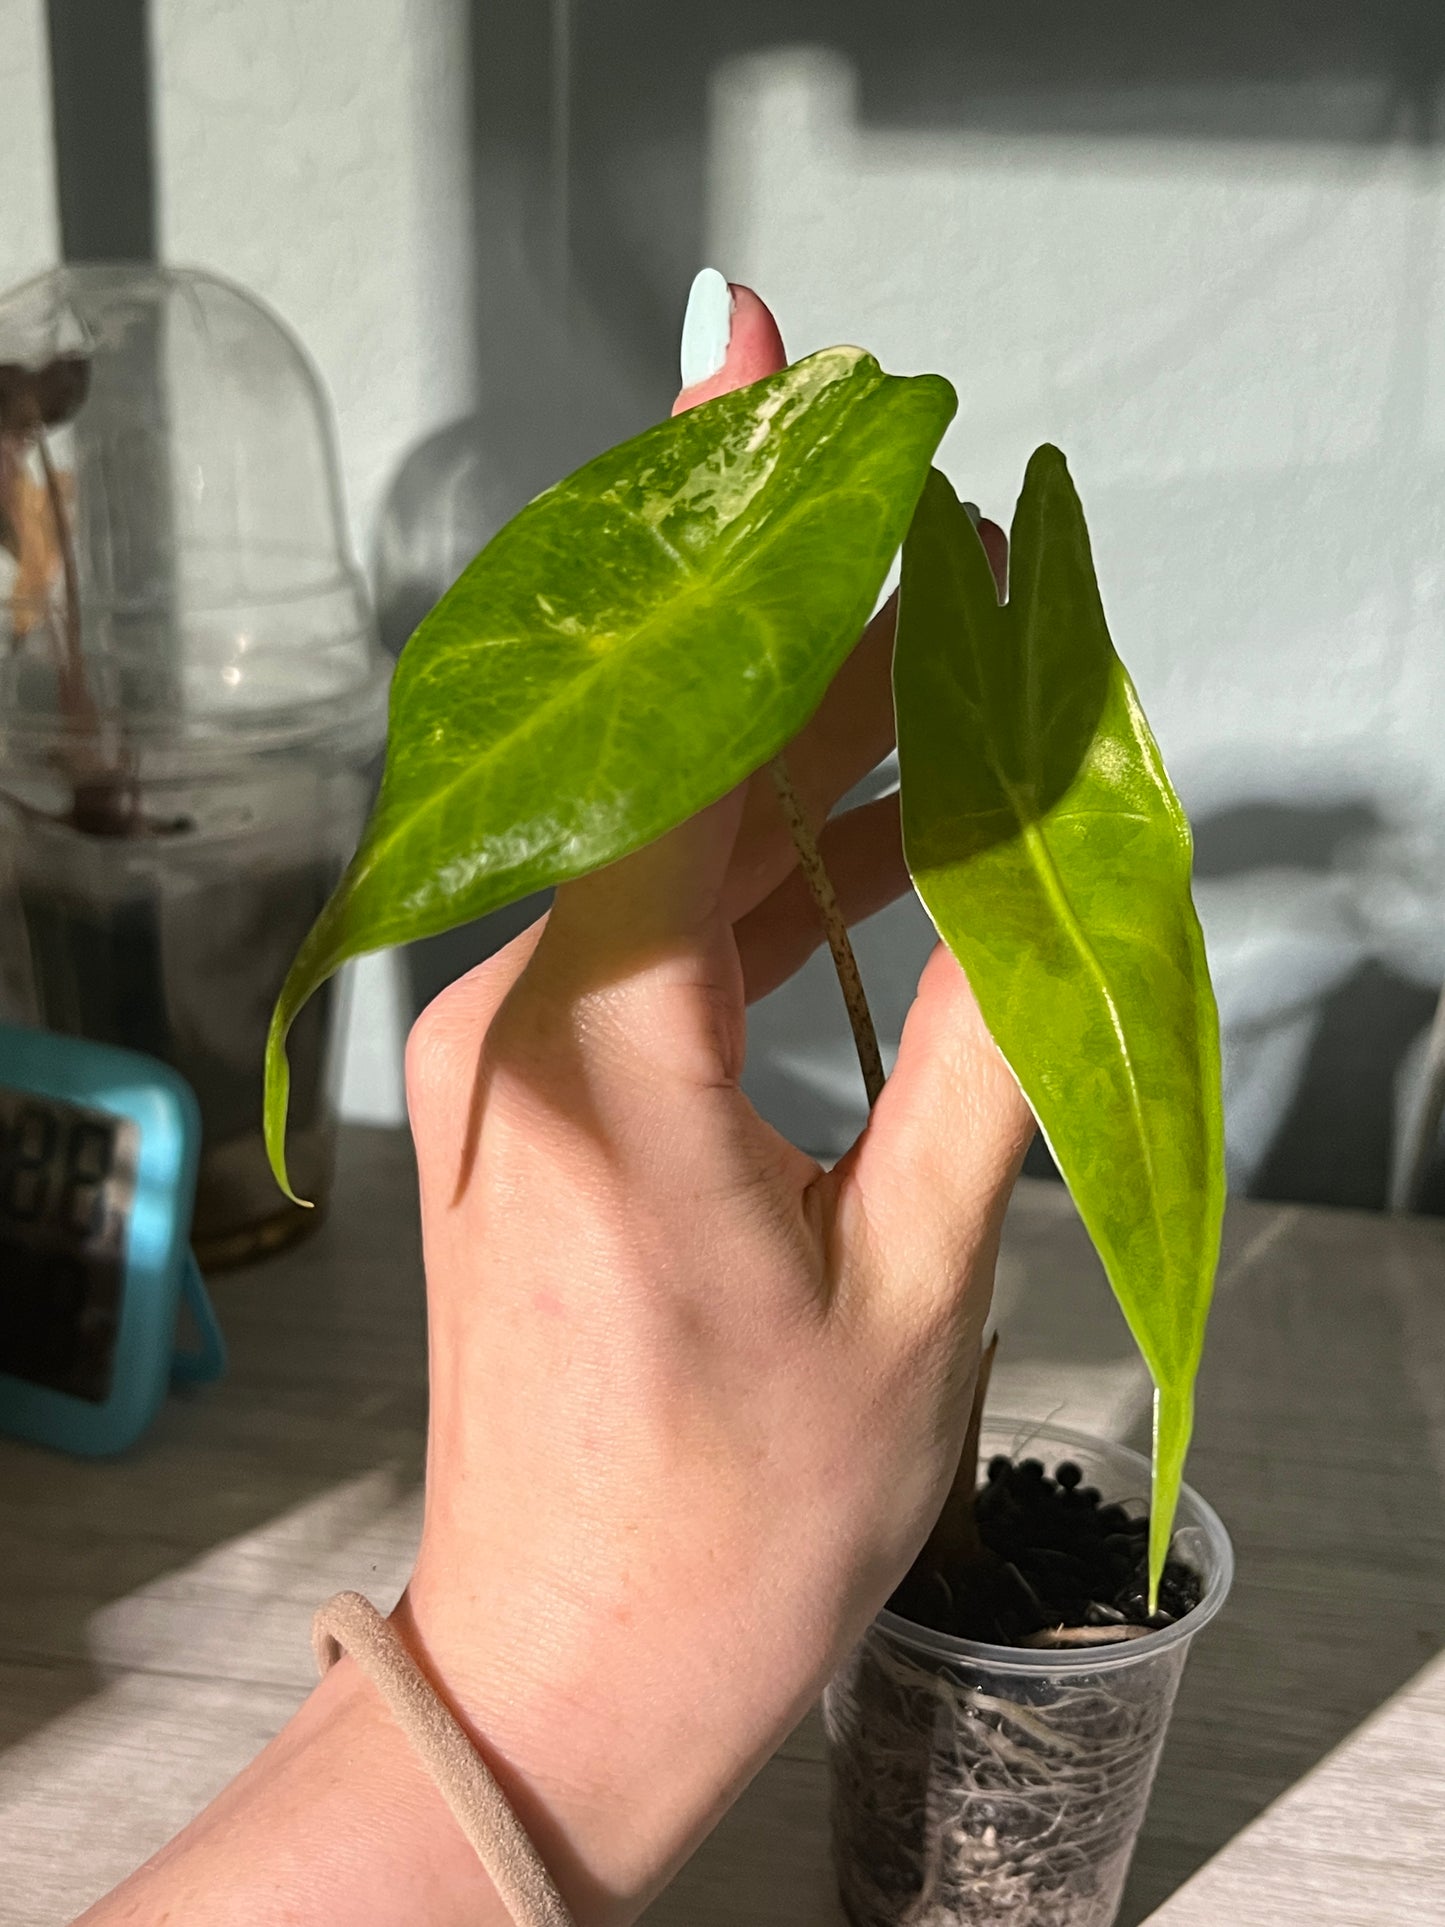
[889,1454,1203,1648]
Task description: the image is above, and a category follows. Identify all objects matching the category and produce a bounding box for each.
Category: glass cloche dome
[0,262,388,771]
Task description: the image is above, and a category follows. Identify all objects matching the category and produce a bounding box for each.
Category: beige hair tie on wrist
[313,1591,576,1927]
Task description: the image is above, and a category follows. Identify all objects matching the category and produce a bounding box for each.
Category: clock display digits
[1,1102,56,1224]
[0,1088,139,1402]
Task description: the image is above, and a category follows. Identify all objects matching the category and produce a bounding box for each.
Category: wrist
[78,1655,509,1927]
[394,1547,835,1927]
[389,1584,671,1926]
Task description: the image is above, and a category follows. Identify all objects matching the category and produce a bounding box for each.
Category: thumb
[825,943,1035,1309]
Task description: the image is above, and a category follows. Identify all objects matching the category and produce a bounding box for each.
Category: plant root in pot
[825,1441,1215,1927]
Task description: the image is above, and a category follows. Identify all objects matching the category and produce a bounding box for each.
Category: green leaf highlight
[895,455,1225,1602]
[265,348,956,1195]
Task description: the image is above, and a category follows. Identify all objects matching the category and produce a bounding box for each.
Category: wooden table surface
[2,1126,1443,1925]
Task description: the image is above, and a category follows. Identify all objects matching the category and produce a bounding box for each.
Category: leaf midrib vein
[347,415,892,895]
[1004,777,1169,1272]
[941,511,1171,1280]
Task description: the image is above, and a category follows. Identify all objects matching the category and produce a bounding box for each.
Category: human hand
[398,284,1031,1922]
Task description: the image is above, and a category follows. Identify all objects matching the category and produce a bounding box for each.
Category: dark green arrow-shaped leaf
[895,455,1225,1598]
[266,347,956,1194]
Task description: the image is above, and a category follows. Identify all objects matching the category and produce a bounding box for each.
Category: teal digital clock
[0,1024,225,1455]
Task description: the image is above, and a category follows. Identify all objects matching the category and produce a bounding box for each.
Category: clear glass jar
[824,1419,1234,1927]
[0,264,389,1265]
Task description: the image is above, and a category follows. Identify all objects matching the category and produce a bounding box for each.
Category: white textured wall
[0,0,58,290]
[152,0,476,568]
[151,0,477,1123]
[710,49,1445,1196]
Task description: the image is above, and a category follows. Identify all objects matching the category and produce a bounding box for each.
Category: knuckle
[404,958,514,1111]
[403,992,462,1110]
[405,919,549,1113]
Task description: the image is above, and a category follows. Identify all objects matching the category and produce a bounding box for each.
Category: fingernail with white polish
[680,267,734,388]
[962,501,981,528]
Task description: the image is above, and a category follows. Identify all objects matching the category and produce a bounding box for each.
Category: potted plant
[264,336,1227,1925]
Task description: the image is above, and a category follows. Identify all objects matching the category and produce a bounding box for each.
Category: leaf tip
[1147,1382,1195,1612]
[922,463,958,504]
[263,995,309,1208]
[1023,441,1072,486]
[915,369,959,423]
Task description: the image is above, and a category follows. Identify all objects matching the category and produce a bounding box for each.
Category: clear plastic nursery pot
[824,1419,1233,1927]
[0,264,389,1266]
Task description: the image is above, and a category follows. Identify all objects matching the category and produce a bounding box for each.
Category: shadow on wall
[373,0,1445,1203]
[1192,801,1440,1210]
[379,0,1445,628]
[1023,801,1445,1210]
